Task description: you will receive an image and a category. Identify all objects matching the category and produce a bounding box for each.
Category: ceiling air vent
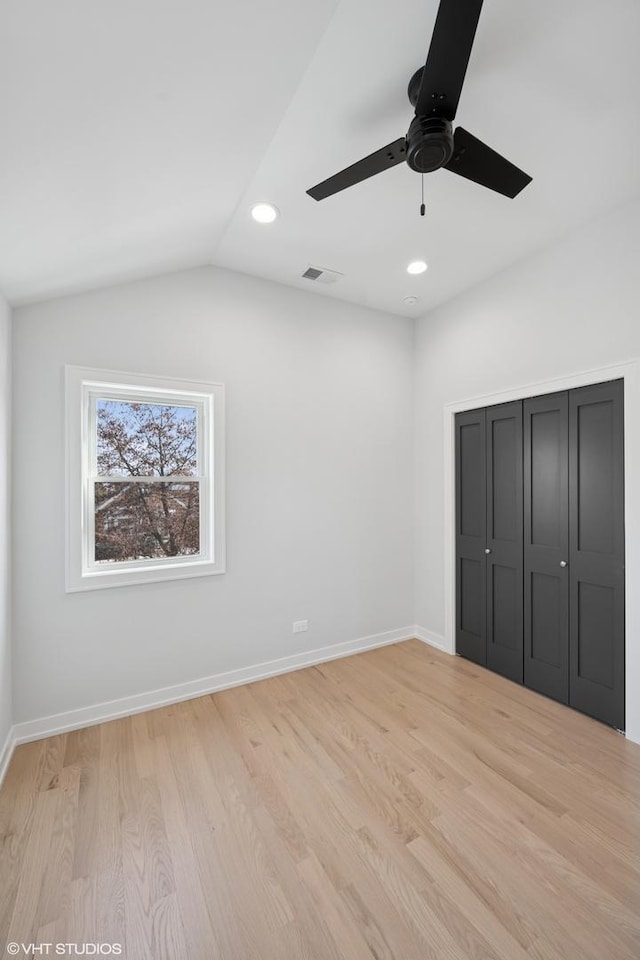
[301,265,344,285]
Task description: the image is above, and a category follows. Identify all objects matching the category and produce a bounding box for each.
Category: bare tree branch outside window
[94,400,200,562]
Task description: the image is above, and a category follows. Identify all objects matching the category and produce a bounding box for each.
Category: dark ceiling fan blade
[444,127,532,198]
[415,0,484,121]
[307,138,406,201]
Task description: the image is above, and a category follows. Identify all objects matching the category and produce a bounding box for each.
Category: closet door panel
[524,393,569,703]
[530,572,564,666]
[569,381,625,729]
[486,401,523,682]
[455,409,487,666]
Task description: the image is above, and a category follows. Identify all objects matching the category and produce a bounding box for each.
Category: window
[66,367,225,591]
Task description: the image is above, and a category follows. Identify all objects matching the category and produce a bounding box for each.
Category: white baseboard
[0,724,16,788]
[12,626,420,746]
[413,626,452,654]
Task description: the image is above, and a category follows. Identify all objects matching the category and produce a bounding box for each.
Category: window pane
[96,399,198,476]
[94,482,200,562]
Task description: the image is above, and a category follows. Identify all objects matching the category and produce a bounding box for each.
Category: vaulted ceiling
[1,0,639,315]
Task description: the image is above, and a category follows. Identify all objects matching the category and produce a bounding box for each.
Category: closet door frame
[443,360,638,740]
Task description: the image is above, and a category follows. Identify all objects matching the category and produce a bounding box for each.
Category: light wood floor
[1,640,640,959]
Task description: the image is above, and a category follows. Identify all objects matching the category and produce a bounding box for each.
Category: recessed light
[407,260,428,275]
[250,202,279,224]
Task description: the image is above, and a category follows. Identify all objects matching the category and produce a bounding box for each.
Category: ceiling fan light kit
[307,0,531,205]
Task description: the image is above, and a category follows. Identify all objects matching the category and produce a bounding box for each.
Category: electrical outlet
[293,620,309,634]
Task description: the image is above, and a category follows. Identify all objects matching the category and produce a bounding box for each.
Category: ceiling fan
[307,0,531,204]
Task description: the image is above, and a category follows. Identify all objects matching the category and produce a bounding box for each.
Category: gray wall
[0,293,11,760]
[13,266,415,722]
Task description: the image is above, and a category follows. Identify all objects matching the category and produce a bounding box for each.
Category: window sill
[66,558,226,592]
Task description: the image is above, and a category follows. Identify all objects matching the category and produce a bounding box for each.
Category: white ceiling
[1,0,639,315]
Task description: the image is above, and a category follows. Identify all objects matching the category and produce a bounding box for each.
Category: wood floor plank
[152,734,222,959]
[6,786,60,945]
[1,640,639,959]
[92,721,126,949]
[34,764,81,932]
[0,741,48,936]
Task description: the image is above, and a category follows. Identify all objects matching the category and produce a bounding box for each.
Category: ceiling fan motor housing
[406,115,454,173]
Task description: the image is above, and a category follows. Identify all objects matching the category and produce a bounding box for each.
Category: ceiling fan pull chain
[420,173,426,216]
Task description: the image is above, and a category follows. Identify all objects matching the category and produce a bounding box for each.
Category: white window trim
[65,366,226,592]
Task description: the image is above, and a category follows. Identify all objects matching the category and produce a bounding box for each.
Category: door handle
[485,548,491,555]
[560,560,567,568]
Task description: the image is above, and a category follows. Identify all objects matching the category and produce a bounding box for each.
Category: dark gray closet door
[455,408,487,666]
[485,401,523,682]
[523,392,569,703]
[569,380,625,729]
